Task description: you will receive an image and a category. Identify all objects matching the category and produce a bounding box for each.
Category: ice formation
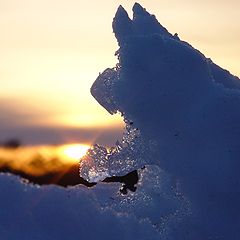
[80,3,240,239]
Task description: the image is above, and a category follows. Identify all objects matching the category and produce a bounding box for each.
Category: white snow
[81,3,240,239]
[0,173,160,239]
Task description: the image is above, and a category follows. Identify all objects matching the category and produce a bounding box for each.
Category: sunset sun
[60,144,90,162]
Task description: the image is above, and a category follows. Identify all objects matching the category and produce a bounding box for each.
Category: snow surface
[1,3,240,239]
[0,173,160,240]
[80,3,240,239]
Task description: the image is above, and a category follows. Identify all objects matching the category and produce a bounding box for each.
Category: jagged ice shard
[80,3,240,239]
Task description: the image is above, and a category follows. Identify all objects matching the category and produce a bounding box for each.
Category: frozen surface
[1,3,240,240]
[0,173,160,240]
[80,3,240,239]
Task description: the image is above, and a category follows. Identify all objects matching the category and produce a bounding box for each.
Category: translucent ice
[80,119,153,182]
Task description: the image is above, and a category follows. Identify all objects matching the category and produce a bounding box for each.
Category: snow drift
[80,3,240,239]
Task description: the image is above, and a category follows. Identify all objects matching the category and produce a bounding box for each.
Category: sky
[0,0,239,145]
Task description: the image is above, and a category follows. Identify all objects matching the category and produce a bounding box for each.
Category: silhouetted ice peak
[132,2,150,18]
[112,5,132,45]
[113,2,173,45]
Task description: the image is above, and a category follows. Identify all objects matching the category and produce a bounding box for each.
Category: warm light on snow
[60,144,90,162]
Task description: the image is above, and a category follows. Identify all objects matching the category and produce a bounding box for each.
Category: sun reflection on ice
[60,144,90,163]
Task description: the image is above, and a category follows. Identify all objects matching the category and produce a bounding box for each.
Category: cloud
[0,99,29,127]
[0,98,122,146]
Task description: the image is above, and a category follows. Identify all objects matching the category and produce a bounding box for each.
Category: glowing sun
[60,144,90,162]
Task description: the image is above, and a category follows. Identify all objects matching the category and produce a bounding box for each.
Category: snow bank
[80,3,240,239]
[0,173,160,239]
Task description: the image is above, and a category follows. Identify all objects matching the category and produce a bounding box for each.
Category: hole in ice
[103,169,139,194]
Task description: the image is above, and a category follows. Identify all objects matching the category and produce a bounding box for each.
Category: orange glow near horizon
[59,144,90,163]
[0,143,90,176]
